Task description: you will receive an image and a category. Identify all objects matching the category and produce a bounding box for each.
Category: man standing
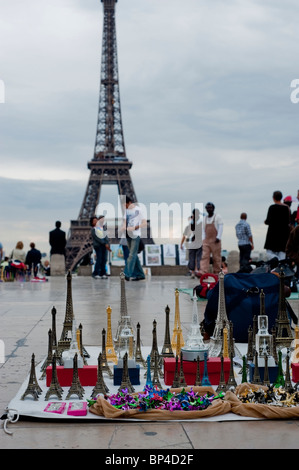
[122,196,147,281]
[90,215,111,279]
[235,213,254,272]
[199,202,223,274]
[25,242,42,277]
[49,221,66,257]
[264,190,290,261]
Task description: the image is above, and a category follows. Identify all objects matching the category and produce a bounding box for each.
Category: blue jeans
[124,236,145,279]
[93,244,107,277]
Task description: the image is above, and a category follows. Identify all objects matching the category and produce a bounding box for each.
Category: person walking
[264,190,290,261]
[90,215,111,279]
[199,202,223,274]
[235,213,254,272]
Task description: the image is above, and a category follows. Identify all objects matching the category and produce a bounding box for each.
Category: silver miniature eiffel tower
[152,351,162,389]
[275,269,293,349]
[209,271,229,357]
[118,352,135,393]
[57,271,74,355]
[66,353,85,400]
[145,355,153,388]
[91,353,109,398]
[21,353,42,400]
[135,322,146,367]
[161,305,174,358]
[114,272,135,349]
[45,353,63,401]
[101,328,113,378]
[172,355,180,388]
[194,356,202,386]
[216,355,227,393]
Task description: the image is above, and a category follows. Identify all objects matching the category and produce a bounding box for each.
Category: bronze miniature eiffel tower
[57,271,74,355]
[247,325,254,362]
[252,351,262,385]
[21,353,43,400]
[171,289,184,350]
[45,353,64,401]
[105,305,118,364]
[263,354,270,387]
[178,351,187,387]
[275,269,293,349]
[91,353,109,398]
[161,305,174,358]
[135,322,146,367]
[271,326,278,364]
[284,350,293,392]
[216,354,227,393]
[226,352,237,390]
[172,355,180,388]
[152,351,162,389]
[118,352,134,393]
[78,324,88,365]
[40,329,54,379]
[194,356,202,386]
[209,271,229,357]
[101,328,113,378]
[51,306,61,362]
[66,353,85,400]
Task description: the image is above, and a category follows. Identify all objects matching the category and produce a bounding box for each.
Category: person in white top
[199,202,223,274]
[122,196,147,281]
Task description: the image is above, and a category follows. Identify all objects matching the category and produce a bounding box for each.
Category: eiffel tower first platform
[65,0,153,272]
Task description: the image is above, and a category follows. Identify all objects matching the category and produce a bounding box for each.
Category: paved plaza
[1,274,299,450]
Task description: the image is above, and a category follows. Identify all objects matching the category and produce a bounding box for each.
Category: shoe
[101,275,108,279]
[125,276,130,281]
[92,275,101,279]
[131,277,145,281]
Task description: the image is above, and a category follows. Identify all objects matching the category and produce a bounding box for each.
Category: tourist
[122,195,146,281]
[25,242,42,276]
[186,208,203,279]
[90,215,111,279]
[10,241,26,263]
[264,190,290,261]
[235,213,254,273]
[199,202,223,274]
[49,221,66,257]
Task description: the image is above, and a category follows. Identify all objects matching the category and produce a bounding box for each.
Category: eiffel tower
[65,0,153,272]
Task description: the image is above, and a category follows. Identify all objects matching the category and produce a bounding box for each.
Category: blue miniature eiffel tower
[201,351,211,386]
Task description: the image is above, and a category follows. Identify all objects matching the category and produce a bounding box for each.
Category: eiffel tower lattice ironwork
[65,0,153,272]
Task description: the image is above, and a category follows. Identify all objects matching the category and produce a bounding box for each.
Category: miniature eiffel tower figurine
[66,353,85,400]
[291,325,299,364]
[145,355,153,388]
[263,354,270,387]
[135,322,146,367]
[51,306,61,362]
[201,351,211,386]
[21,353,42,400]
[252,351,262,385]
[171,289,184,350]
[209,271,229,357]
[161,305,174,358]
[91,353,109,398]
[149,320,163,377]
[178,351,187,387]
[194,356,202,386]
[241,356,248,383]
[226,351,237,390]
[40,329,54,379]
[247,325,254,362]
[284,350,293,392]
[275,269,293,349]
[152,352,162,389]
[118,352,135,393]
[172,355,180,388]
[101,328,113,378]
[114,272,135,349]
[222,326,229,358]
[173,325,183,357]
[274,350,285,388]
[45,353,63,401]
[105,305,118,364]
[78,323,90,360]
[57,271,74,355]
[216,355,227,392]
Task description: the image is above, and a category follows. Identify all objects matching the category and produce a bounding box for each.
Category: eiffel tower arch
[65,0,153,272]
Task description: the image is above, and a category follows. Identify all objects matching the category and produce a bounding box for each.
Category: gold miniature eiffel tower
[66,353,85,400]
[152,351,162,389]
[57,271,74,355]
[222,326,229,358]
[135,322,146,367]
[105,305,118,364]
[275,269,293,349]
[194,356,201,386]
[101,328,113,378]
[21,353,42,400]
[118,352,135,393]
[91,353,109,398]
[45,353,64,401]
[173,325,183,357]
[171,289,184,350]
[161,305,174,358]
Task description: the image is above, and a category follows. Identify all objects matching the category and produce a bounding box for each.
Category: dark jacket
[25,248,41,268]
[49,228,66,255]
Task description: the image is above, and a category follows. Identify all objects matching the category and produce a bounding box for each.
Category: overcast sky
[1,0,299,258]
